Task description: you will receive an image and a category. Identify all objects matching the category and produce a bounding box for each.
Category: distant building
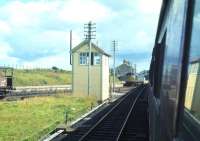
[185,59,200,113]
[71,40,110,102]
[116,60,136,81]
[137,70,149,82]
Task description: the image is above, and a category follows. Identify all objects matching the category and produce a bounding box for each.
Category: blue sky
[0,0,162,72]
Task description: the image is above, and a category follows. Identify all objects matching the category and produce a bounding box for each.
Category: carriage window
[153,32,166,98]
[184,1,200,121]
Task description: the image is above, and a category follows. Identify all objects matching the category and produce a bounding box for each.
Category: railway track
[3,90,70,99]
[78,85,146,141]
[117,86,148,141]
[0,85,71,99]
[54,89,132,141]
[61,85,148,141]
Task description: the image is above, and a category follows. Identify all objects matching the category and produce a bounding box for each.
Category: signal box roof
[71,40,111,57]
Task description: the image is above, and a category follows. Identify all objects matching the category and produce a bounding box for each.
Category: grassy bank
[13,69,71,86]
[12,69,122,87]
[0,95,96,141]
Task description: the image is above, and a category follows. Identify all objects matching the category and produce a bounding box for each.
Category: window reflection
[159,1,187,140]
[185,1,200,121]
[185,60,200,119]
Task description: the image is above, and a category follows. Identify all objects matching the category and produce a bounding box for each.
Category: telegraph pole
[69,30,73,92]
[112,40,117,95]
[70,30,72,65]
[84,21,96,96]
[134,64,137,80]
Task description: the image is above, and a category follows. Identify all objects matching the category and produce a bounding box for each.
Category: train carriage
[149,0,200,141]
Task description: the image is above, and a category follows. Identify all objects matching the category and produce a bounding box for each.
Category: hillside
[13,69,71,86]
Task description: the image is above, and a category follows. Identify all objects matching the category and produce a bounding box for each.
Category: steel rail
[78,87,138,141]
[78,86,143,141]
[115,86,146,141]
[1,88,71,99]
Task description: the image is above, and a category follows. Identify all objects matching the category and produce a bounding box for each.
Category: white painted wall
[101,55,110,101]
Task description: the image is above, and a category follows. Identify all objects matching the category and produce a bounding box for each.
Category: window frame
[93,52,101,65]
[79,52,101,66]
[153,31,166,98]
[79,52,89,65]
[176,0,200,140]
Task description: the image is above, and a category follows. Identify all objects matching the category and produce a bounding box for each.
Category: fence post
[65,111,68,125]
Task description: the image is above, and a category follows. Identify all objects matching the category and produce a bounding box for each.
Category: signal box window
[80,52,100,65]
[80,52,89,65]
[94,53,100,65]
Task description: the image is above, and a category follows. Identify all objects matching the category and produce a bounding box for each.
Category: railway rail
[0,85,72,99]
[60,85,148,141]
[117,86,148,141]
[1,85,129,100]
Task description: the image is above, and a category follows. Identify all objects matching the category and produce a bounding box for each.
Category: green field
[13,69,71,86]
[9,69,122,87]
[0,95,96,141]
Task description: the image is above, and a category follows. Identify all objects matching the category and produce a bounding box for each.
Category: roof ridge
[71,40,111,57]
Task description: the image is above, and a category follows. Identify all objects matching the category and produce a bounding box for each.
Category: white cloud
[0,1,48,27]
[33,30,67,49]
[133,31,154,52]
[0,41,19,65]
[29,29,82,53]
[137,0,162,14]
[70,31,82,47]
[0,0,115,28]
[21,30,81,69]
[0,0,160,71]
[117,31,153,53]
[0,41,12,57]
[58,0,116,23]
[136,31,151,47]
[0,20,11,35]
[22,53,71,70]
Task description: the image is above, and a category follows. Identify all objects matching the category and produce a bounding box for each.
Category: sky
[0,0,162,72]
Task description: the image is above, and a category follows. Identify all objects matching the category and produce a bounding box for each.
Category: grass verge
[0,94,96,141]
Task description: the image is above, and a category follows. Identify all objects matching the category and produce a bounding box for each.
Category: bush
[52,66,59,72]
